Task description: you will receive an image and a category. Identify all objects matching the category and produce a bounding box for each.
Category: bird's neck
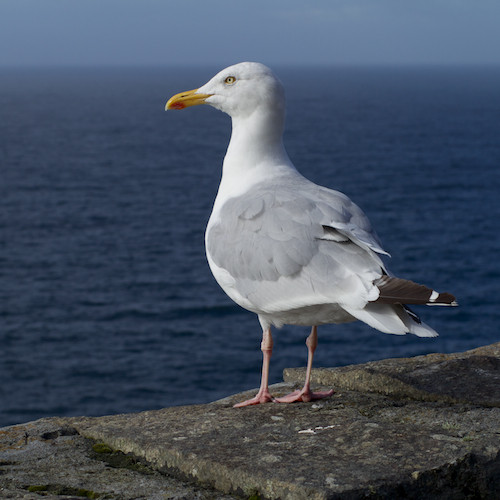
[223,109,291,177]
[210,108,299,221]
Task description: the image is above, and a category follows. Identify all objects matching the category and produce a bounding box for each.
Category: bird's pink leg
[275,326,335,403]
[234,328,275,407]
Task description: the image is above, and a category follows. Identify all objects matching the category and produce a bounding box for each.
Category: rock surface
[284,342,500,407]
[1,342,499,499]
[0,418,237,499]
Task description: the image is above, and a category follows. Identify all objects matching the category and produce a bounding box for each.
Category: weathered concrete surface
[1,342,499,499]
[284,342,500,407]
[0,418,237,499]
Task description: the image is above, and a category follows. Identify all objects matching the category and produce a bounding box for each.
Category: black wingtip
[426,291,458,306]
[375,276,457,306]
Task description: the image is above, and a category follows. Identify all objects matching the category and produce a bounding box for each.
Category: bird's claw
[274,388,335,404]
[233,388,274,407]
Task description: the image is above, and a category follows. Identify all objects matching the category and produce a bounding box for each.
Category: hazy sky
[1,0,499,67]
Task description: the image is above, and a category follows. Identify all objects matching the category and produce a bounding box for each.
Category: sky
[0,0,499,67]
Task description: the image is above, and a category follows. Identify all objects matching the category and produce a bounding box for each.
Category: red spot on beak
[170,101,186,110]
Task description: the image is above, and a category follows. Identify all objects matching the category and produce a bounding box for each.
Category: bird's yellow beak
[165,88,212,110]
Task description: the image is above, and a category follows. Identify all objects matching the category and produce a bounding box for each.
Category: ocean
[0,65,499,428]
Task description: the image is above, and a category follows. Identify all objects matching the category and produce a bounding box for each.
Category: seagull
[165,62,456,407]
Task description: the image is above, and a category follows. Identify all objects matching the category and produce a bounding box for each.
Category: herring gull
[165,62,457,407]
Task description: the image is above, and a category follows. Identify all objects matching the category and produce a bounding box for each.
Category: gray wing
[206,177,389,284]
[313,185,389,257]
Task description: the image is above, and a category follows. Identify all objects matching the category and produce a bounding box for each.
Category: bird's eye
[224,76,236,85]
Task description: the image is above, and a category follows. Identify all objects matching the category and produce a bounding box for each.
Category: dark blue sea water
[1,66,499,427]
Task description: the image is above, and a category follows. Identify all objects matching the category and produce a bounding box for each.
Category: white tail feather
[344,303,439,338]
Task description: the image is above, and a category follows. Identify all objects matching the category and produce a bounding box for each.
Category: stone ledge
[1,342,499,499]
[285,342,500,407]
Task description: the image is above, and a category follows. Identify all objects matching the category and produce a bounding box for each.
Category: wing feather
[206,179,387,312]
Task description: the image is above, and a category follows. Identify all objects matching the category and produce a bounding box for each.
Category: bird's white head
[166,62,285,120]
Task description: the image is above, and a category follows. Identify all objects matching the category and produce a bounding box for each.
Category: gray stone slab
[70,391,500,499]
[284,342,500,406]
[2,343,500,499]
[0,418,237,499]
